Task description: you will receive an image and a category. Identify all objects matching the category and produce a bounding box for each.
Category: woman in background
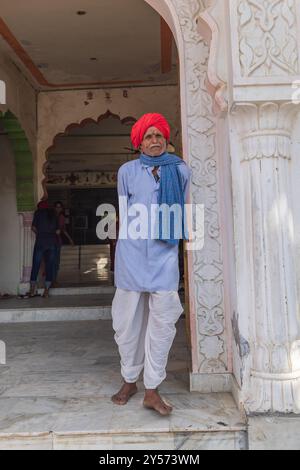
[29,200,59,298]
[53,201,75,286]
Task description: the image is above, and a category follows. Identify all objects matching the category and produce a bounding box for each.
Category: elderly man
[111,113,191,416]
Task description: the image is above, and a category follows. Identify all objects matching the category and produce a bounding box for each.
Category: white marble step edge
[37,286,116,296]
[0,429,248,450]
[0,306,112,323]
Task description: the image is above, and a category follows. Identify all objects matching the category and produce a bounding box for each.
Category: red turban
[37,200,49,209]
[131,113,170,149]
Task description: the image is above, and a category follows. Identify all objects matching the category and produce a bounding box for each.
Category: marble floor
[0,319,247,449]
[57,244,113,286]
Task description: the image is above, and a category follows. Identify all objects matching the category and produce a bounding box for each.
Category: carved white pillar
[231,102,300,413]
[19,212,34,285]
[147,0,231,391]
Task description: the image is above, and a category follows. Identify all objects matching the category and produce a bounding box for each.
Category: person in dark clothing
[53,201,74,286]
[29,200,60,298]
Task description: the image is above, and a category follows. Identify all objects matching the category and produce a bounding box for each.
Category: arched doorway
[0,110,35,294]
[43,109,186,292]
[43,112,137,287]
[33,0,230,384]
[1,0,232,389]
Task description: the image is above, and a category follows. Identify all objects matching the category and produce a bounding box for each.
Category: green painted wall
[0,110,35,212]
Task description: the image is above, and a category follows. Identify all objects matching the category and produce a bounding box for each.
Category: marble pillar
[231,102,300,413]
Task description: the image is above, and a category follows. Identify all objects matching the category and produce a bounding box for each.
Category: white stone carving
[231,102,300,412]
[46,171,117,188]
[238,0,299,77]
[171,0,228,373]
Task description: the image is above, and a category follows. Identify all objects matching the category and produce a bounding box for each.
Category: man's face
[140,126,167,157]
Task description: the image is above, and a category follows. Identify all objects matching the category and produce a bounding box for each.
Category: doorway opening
[45,113,137,287]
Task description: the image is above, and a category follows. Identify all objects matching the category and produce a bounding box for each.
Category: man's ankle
[145,388,158,395]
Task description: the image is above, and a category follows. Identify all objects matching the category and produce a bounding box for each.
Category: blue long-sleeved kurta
[114,157,191,292]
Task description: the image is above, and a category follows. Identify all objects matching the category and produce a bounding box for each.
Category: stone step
[0,306,112,324]
[38,286,116,296]
[0,291,186,323]
[0,426,248,450]
[59,262,109,268]
[59,258,109,265]
[60,252,109,259]
[61,246,109,255]
[0,294,113,323]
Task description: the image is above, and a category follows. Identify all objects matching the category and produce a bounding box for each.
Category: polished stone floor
[57,244,113,286]
[0,319,246,449]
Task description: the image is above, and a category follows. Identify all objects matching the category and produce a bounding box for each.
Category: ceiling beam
[160,17,173,74]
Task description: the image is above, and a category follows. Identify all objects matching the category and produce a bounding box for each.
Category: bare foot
[111,382,138,406]
[42,288,50,298]
[143,389,173,416]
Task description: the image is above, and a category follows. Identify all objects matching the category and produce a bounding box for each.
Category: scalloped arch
[42,110,137,198]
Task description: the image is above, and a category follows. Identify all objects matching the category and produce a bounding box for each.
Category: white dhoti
[111,288,183,389]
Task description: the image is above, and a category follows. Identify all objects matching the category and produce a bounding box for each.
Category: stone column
[225,0,300,414]
[19,211,35,291]
[231,102,300,413]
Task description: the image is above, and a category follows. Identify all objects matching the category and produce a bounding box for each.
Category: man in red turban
[111,112,191,416]
[130,113,171,150]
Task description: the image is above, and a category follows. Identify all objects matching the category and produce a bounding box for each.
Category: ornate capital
[232,101,300,161]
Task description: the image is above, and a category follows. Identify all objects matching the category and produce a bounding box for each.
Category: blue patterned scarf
[140,152,188,245]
